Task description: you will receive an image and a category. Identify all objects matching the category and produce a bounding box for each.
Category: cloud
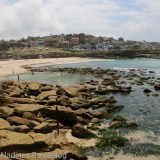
[0,0,160,41]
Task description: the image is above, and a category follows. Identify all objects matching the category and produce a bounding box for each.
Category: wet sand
[0,57,100,77]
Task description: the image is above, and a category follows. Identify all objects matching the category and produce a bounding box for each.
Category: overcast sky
[0,0,160,41]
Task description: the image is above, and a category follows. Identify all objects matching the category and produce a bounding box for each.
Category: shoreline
[0,57,103,77]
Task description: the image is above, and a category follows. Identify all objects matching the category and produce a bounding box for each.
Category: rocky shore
[0,67,160,160]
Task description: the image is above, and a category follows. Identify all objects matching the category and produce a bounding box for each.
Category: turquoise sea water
[1,59,160,159]
[53,59,160,72]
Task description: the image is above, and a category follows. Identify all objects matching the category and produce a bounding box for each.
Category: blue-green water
[0,72,95,86]
[53,59,160,75]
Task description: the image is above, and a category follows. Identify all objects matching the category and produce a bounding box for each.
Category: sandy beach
[0,57,99,77]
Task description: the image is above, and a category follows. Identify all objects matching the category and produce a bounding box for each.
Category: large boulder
[40,106,76,126]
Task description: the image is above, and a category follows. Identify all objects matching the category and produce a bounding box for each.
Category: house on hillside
[71,37,80,46]
[82,44,92,50]
[96,42,109,51]
[44,37,60,48]
[59,41,71,48]
[29,39,44,47]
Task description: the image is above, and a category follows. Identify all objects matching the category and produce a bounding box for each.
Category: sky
[0,0,160,41]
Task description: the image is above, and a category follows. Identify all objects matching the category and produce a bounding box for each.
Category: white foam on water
[113,67,139,71]
[125,131,160,146]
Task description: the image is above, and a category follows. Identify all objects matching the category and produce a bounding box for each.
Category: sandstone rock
[75,108,89,116]
[37,90,57,100]
[105,104,124,113]
[121,86,132,92]
[72,125,96,139]
[7,116,40,129]
[75,108,92,120]
[10,97,36,104]
[109,121,123,128]
[103,75,114,81]
[95,87,110,95]
[0,107,13,117]
[70,97,90,110]
[40,85,53,91]
[48,95,57,100]
[33,122,57,133]
[91,118,100,123]
[47,96,57,105]
[0,130,53,153]
[14,104,45,114]
[63,86,80,97]
[76,116,88,125]
[101,80,114,85]
[111,85,132,93]
[57,95,71,106]
[0,118,11,130]
[110,85,121,92]
[18,82,27,90]
[11,125,30,133]
[23,112,36,120]
[91,110,104,118]
[9,88,24,97]
[41,106,77,126]
[113,115,126,122]
[27,82,40,95]
[86,80,99,85]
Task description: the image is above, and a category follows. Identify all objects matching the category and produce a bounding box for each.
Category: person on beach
[13,71,14,75]
[17,74,20,82]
